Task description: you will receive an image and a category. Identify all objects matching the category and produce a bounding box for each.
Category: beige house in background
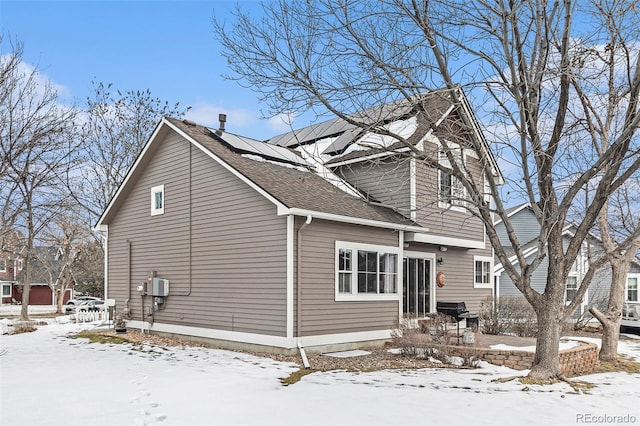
[95,89,503,353]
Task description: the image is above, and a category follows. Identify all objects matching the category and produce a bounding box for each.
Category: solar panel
[215,130,309,166]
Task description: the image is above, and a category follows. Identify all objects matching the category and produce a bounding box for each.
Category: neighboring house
[493,203,640,319]
[0,255,21,305]
[1,248,73,306]
[95,89,503,353]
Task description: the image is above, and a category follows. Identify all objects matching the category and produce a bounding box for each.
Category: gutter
[279,207,428,234]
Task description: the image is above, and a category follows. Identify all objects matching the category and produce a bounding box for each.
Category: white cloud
[1,54,73,104]
[266,112,296,134]
[184,102,258,131]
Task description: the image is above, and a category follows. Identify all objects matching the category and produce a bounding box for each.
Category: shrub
[391,314,479,366]
[12,321,37,334]
[479,296,538,337]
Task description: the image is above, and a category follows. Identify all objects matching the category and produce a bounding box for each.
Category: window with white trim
[627,276,638,302]
[335,241,400,300]
[150,185,165,216]
[2,283,11,297]
[565,276,578,303]
[438,148,467,210]
[473,256,493,288]
[0,258,6,273]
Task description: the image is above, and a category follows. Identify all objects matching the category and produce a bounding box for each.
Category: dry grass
[71,329,640,387]
[596,356,640,374]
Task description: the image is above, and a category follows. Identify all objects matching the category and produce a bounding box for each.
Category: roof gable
[96,117,418,231]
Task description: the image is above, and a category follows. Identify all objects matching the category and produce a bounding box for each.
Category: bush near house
[479,296,538,337]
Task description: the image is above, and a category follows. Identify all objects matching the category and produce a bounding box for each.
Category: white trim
[405,232,485,249]
[281,208,428,233]
[327,147,411,168]
[125,321,391,350]
[150,184,165,216]
[334,241,402,302]
[297,329,392,348]
[286,215,294,340]
[96,121,166,228]
[473,255,493,289]
[626,274,640,303]
[96,118,289,228]
[130,321,293,348]
[404,250,437,314]
[409,158,417,221]
[494,245,538,274]
[1,282,12,298]
[102,227,109,300]
[0,258,6,273]
[437,146,468,212]
[398,231,405,322]
[166,119,289,212]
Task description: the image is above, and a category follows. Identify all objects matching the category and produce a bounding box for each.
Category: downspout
[125,240,131,318]
[297,215,312,369]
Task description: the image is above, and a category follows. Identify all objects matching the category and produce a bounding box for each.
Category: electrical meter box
[151,278,169,296]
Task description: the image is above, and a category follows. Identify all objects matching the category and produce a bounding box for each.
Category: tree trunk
[590,258,628,361]
[529,299,564,380]
[19,260,31,321]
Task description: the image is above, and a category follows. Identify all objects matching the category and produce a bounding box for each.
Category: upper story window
[0,258,6,273]
[150,185,165,216]
[565,276,578,303]
[335,241,400,301]
[473,256,492,288]
[627,275,639,302]
[438,148,467,210]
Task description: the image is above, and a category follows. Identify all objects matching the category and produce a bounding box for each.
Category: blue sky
[1,0,294,139]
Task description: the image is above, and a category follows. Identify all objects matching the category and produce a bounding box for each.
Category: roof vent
[218,113,227,132]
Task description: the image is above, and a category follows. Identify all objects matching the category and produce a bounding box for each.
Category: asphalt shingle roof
[167,118,417,227]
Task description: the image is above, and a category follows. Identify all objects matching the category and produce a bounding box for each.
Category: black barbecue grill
[436,301,479,343]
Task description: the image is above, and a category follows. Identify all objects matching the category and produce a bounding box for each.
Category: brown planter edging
[440,340,599,377]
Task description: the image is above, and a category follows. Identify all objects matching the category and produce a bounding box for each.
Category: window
[150,185,165,216]
[438,149,466,210]
[335,241,400,300]
[566,276,578,303]
[2,283,10,297]
[338,249,352,294]
[473,256,493,288]
[627,276,638,302]
[0,258,6,272]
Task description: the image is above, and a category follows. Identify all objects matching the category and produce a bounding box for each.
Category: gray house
[95,89,502,353]
[494,203,640,320]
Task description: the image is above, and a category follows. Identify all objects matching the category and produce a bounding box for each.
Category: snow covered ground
[1,316,639,426]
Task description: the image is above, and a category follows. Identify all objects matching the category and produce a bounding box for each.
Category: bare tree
[0,37,79,320]
[37,207,89,314]
[590,187,640,361]
[70,81,190,222]
[215,0,640,379]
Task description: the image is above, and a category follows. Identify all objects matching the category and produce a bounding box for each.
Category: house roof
[267,88,503,184]
[96,117,420,231]
[96,88,502,233]
[167,118,417,227]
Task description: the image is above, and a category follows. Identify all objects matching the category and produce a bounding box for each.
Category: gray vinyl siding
[498,253,549,297]
[297,219,401,336]
[413,149,485,241]
[107,132,288,337]
[405,243,493,313]
[334,157,411,216]
[496,207,540,246]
